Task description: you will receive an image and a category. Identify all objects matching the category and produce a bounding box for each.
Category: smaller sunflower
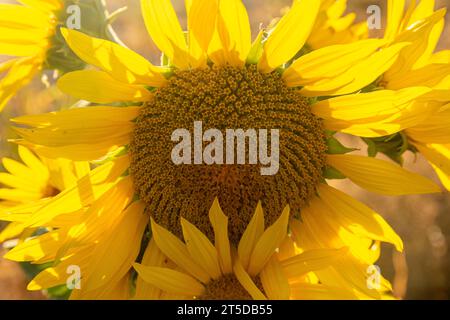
[0,0,62,111]
[0,0,121,111]
[133,198,347,300]
[0,145,89,243]
[362,0,450,189]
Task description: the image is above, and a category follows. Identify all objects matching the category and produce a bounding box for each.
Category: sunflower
[0,0,123,112]
[2,0,444,299]
[0,0,62,111]
[385,0,450,190]
[0,146,89,244]
[354,0,450,189]
[2,155,146,299]
[134,199,363,300]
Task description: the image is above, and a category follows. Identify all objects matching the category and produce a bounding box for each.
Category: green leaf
[247,30,265,65]
[323,166,346,180]
[326,136,357,154]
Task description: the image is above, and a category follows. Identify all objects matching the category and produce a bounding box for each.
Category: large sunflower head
[11,0,441,246]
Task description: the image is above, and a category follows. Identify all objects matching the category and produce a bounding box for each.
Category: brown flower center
[130,65,327,244]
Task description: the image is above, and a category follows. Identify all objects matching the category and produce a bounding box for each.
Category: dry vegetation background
[0,0,449,299]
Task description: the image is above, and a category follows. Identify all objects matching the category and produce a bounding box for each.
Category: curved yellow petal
[385,0,405,42]
[186,0,218,67]
[0,221,26,243]
[260,256,290,300]
[317,184,403,251]
[259,0,320,72]
[83,201,148,292]
[14,140,127,162]
[23,156,130,227]
[140,0,190,69]
[283,39,386,87]
[312,87,430,122]
[237,201,264,270]
[233,257,266,300]
[12,106,139,147]
[135,238,166,300]
[327,154,441,195]
[151,218,210,284]
[133,264,204,297]
[290,283,357,300]
[301,42,410,96]
[406,106,450,144]
[208,198,232,274]
[58,70,152,104]
[181,217,222,280]
[0,58,39,111]
[18,0,62,12]
[17,146,48,177]
[60,28,167,86]
[281,248,344,279]
[247,205,289,276]
[209,0,251,67]
[414,143,450,191]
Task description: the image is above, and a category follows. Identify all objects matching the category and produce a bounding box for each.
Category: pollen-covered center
[199,274,256,300]
[130,65,327,244]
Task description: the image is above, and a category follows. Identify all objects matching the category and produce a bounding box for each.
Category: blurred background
[0,0,449,299]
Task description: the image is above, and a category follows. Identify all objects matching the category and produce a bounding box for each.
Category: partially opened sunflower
[336,1,450,190]
[0,0,123,112]
[0,146,89,244]
[1,0,446,300]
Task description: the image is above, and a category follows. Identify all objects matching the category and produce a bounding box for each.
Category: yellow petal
[181,217,222,280]
[260,256,290,300]
[27,247,92,291]
[301,42,410,96]
[12,106,138,147]
[237,201,264,270]
[134,238,166,300]
[290,283,357,300]
[317,184,403,251]
[406,106,450,144]
[0,58,39,111]
[281,248,344,279]
[83,201,148,292]
[385,63,450,90]
[14,140,126,162]
[414,143,450,191]
[233,256,266,300]
[327,154,441,195]
[17,0,62,12]
[247,205,289,276]
[208,198,232,274]
[23,156,130,227]
[140,0,191,69]
[60,28,166,86]
[133,264,204,297]
[385,0,405,41]
[18,146,48,178]
[312,87,431,122]
[283,39,386,87]
[186,0,218,67]
[259,0,320,72]
[209,0,251,67]
[57,70,152,104]
[0,221,26,243]
[150,218,210,284]
[5,230,63,262]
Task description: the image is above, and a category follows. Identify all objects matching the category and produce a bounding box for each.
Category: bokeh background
[0,0,449,299]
